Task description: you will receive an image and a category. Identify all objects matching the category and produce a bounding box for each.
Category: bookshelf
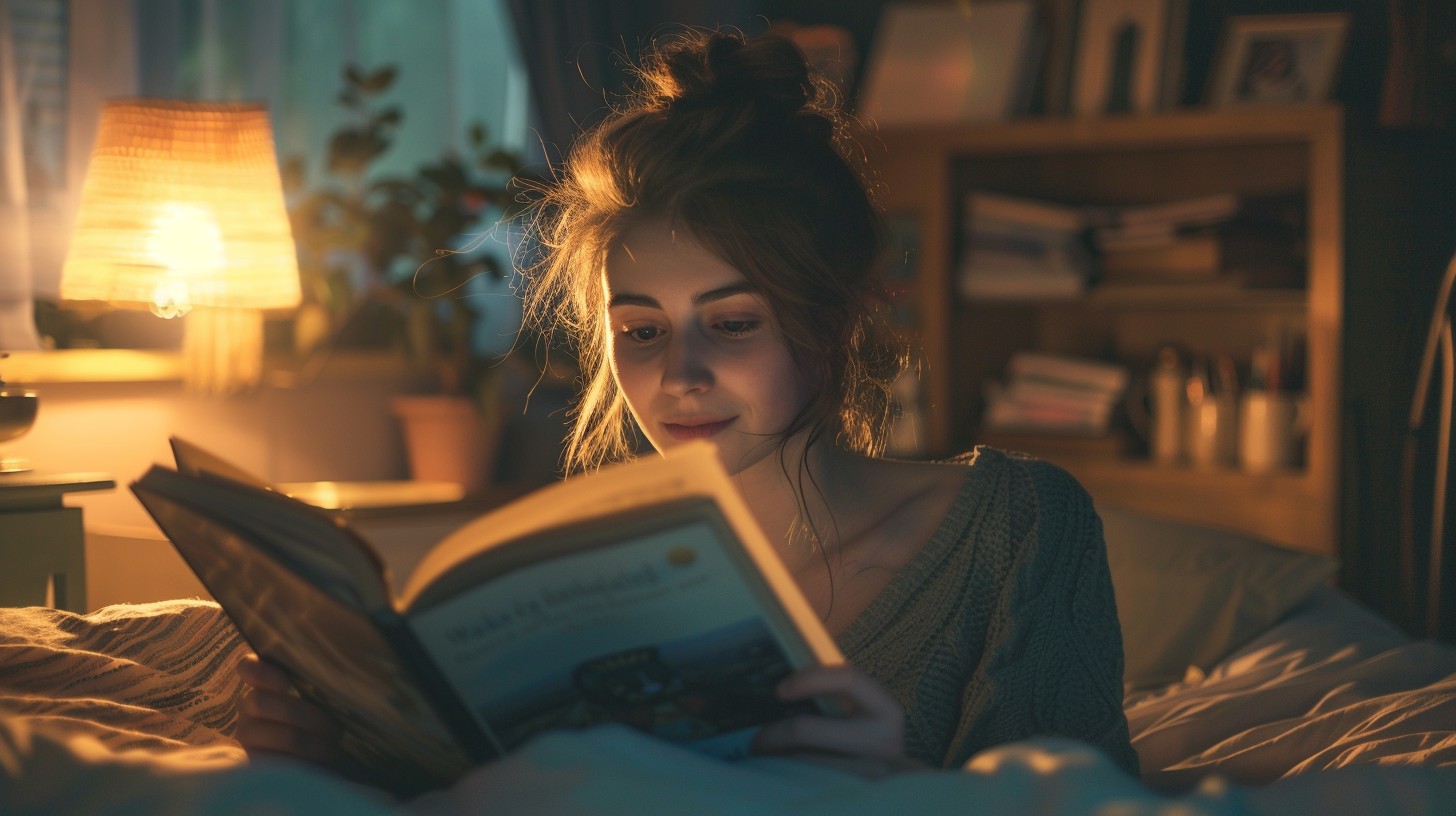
[869,106,1342,557]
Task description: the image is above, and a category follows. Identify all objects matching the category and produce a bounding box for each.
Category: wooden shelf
[868,106,1342,556]
[1080,285,1306,309]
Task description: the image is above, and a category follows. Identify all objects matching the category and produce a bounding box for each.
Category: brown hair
[520,28,907,475]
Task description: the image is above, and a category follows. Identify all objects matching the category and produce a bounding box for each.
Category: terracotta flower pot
[389,394,502,495]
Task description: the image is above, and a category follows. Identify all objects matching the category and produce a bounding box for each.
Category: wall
[5,354,434,609]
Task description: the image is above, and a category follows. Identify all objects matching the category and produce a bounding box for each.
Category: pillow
[1097,505,1339,690]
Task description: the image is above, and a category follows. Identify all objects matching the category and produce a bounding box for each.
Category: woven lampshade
[61,100,300,394]
[61,99,300,312]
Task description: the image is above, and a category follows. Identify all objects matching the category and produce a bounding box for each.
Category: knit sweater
[837,446,1138,776]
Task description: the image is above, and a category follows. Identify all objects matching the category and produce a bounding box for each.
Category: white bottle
[1149,346,1184,465]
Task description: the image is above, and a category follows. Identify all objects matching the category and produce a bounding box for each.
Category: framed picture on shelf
[1070,0,1189,116]
[1205,13,1351,107]
[858,0,1040,125]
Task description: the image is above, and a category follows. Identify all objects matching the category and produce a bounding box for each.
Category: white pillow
[1098,506,1339,690]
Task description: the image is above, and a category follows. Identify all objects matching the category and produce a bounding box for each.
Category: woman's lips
[663,419,734,440]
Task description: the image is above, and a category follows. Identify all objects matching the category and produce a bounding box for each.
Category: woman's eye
[715,319,760,337]
[622,325,661,343]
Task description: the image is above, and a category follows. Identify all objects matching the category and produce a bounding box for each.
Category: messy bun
[522,28,905,474]
[643,31,814,117]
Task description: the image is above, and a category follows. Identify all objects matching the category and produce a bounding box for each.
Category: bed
[3,501,1456,815]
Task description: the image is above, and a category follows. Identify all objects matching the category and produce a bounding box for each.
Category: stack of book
[980,351,1130,438]
[958,191,1092,301]
[1087,193,1305,290]
[1088,193,1240,287]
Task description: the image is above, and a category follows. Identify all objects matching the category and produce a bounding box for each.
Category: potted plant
[284,64,528,492]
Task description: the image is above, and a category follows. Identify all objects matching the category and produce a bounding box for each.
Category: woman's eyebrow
[692,283,758,305]
[608,293,658,309]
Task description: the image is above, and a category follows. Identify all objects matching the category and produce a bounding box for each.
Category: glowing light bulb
[145,202,224,317]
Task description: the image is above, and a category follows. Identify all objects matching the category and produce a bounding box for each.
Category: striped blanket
[2,598,1455,815]
[0,600,248,767]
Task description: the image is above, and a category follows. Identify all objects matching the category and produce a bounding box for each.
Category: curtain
[0,0,76,348]
[0,3,37,348]
[504,0,757,159]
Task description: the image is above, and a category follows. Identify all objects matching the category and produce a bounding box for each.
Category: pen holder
[1237,390,1309,473]
[1185,392,1238,469]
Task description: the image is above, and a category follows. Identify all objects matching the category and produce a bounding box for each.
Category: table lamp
[60,100,301,395]
[0,353,38,472]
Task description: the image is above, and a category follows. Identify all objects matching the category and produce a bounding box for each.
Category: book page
[402,442,782,610]
[407,507,822,759]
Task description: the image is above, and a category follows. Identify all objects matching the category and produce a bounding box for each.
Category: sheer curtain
[0,0,84,349]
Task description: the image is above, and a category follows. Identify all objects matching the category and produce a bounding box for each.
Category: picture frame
[1206,13,1351,107]
[858,0,1040,125]
[1070,0,1188,116]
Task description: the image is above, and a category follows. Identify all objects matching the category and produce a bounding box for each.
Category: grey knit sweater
[837,447,1138,776]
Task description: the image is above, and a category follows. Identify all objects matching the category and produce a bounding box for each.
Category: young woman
[239,28,1137,781]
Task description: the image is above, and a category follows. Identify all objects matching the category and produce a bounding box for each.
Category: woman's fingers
[778,665,903,721]
[752,711,902,759]
[751,665,907,764]
[238,685,339,737]
[239,653,292,694]
[235,703,346,766]
[235,654,346,770]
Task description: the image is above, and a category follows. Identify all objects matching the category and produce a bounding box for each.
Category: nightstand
[0,471,115,611]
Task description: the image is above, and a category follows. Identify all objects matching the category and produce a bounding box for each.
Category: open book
[131,439,843,795]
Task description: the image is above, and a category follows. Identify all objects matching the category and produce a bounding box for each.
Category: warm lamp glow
[61,99,301,394]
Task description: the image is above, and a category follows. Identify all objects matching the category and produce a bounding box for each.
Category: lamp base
[0,456,31,473]
[184,307,264,395]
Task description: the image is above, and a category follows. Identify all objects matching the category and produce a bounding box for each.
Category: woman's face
[603,219,812,474]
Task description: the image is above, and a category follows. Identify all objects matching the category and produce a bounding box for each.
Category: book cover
[964,190,1086,233]
[1097,234,1222,279]
[982,391,1114,434]
[1006,351,1130,394]
[131,440,842,795]
[1089,192,1241,231]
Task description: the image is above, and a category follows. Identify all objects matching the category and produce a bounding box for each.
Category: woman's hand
[236,654,348,772]
[750,664,925,778]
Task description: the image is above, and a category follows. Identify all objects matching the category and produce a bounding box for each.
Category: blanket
[2,598,1456,815]
[1127,587,1456,788]
[0,600,246,768]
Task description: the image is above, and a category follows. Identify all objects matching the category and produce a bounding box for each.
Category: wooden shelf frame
[868,106,1343,556]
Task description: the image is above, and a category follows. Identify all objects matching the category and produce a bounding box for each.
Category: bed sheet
[3,596,1456,815]
[1126,585,1456,789]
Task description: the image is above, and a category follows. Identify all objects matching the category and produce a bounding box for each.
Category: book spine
[965,191,1085,232]
[1007,352,1129,393]
[377,613,504,761]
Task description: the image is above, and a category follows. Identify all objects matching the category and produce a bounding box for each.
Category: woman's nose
[660,333,713,396]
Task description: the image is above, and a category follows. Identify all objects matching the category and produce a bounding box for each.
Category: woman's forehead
[604,220,750,294]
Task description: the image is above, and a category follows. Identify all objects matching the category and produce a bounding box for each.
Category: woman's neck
[730,436,863,567]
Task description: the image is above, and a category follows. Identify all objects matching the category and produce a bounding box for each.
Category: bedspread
[3,597,1456,815]
[1128,587,1456,789]
[0,600,247,769]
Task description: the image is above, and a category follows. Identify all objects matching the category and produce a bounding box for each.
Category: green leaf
[481,148,522,173]
[362,65,398,93]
